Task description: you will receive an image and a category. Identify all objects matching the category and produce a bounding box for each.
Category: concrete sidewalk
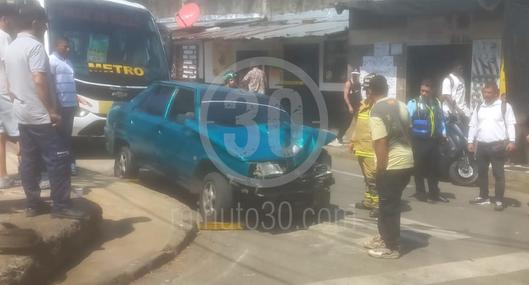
[1,147,198,285]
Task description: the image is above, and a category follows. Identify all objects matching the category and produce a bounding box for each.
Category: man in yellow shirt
[350,73,378,217]
[363,75,414,259]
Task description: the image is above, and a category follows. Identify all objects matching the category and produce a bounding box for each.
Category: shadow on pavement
[72,138,112,160]
[135,171,198,210]
[51,216,151,284]
[400,230,431,256]
[0,198,28,215]
[503,197,522,208]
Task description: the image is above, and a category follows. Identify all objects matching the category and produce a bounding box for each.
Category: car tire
[449,157,478,186]
[200,172,234,222]
[114,146,138,179]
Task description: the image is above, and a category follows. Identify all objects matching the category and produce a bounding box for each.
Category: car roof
[155,80,260,98]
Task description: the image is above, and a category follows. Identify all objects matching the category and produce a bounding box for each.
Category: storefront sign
[88,63,145,77]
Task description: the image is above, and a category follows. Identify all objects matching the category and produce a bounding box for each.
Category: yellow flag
[499,60,507,97]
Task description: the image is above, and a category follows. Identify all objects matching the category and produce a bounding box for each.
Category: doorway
[406,45,472,101]
[284,44,320,86]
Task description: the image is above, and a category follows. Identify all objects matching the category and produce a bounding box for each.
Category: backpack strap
[502,100,508,141]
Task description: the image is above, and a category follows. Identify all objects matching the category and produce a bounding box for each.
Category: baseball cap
[351,68,360,75]
[223,71,237,82]
[362,73,377,89]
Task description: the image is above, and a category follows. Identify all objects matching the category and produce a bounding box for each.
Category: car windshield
[201,93,291,127]
[47,1,169,87]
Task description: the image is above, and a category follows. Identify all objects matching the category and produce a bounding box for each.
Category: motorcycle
[439,112,479,186]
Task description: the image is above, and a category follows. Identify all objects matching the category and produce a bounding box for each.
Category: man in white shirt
[467,81,516,211]
[0,4,19,189]
[442,64,470,118]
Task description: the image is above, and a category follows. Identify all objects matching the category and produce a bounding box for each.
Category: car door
[157,86,198,181]
[127,84,176,168]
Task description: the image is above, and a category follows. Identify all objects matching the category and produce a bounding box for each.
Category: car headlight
[252,162,284,178]
[283,144,302,158]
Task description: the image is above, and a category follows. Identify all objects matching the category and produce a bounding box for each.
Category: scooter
[439,112,479,186]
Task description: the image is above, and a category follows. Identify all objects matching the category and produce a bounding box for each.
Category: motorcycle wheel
[449,157,479,186]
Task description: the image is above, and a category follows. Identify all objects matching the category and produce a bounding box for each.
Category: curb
[82,213,199,285]
[0,198,103,285]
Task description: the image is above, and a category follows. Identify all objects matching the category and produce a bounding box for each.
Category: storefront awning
[164,9,349,41]
[335,0,503,16]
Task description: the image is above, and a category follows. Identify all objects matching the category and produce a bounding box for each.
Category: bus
[37,0,169,137]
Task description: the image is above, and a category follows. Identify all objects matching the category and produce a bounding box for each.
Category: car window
[168,88,195,122]
[138,85,175,117]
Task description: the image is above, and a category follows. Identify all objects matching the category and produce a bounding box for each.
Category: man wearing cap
[331,69,362,147]
[363,75,414,259]
[223,71,238,88]
[349,73,378,217]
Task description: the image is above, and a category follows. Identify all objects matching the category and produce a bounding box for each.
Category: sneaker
[363,235,385,249]
[71,164,78,176]
[25,202,51,217]
[0,177,17,189]
[51,207,87,220]
[328,139,343,147]
[368,247,400,259]
[494,201,504,211]
[469,197,491,205]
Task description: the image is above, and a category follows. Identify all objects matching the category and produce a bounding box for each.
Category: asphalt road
[76,143,529,285]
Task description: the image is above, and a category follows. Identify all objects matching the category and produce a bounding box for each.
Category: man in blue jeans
[5,6,84,219]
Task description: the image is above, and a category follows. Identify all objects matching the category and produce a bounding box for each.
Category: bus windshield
[47,0,169,87]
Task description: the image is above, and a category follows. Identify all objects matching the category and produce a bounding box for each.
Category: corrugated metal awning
[335,0,502,16]
[165,8,349,41]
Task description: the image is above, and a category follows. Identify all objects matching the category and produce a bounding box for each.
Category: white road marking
[303,252,529,285]
[332,169,364,178]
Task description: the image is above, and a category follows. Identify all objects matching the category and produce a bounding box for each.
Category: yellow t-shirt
[369,97,414,170]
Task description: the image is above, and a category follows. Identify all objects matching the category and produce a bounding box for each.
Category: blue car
[105,81,335,219]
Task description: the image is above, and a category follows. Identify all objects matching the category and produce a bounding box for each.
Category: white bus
[37,0,169,137]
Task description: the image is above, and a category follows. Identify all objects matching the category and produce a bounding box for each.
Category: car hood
[188,120,335,163]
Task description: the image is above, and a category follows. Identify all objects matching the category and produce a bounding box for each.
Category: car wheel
[449,157,478,186]
[114,146,138,179]
[200,172,234,222]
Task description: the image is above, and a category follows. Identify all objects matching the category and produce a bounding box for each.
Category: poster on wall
[470,39,501,111]
[361,56,397,98]
[182,45,198,80]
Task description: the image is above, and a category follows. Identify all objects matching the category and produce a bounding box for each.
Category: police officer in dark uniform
[407,80,449,202]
